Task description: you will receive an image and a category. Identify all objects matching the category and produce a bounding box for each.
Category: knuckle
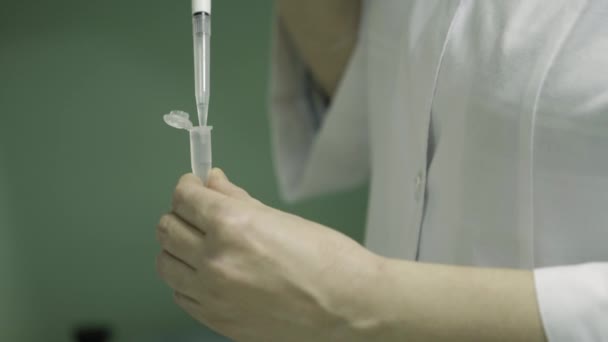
[172,183,198,210]
[177,173,198,188]
[178,173,192,183]
[156,215,173,241]
[172,185,187,208]
[206,256,225,275]
[206,200,236,232]
[206,254,245,288]
[203,257,230,285]
[216,211,238,229]
[206,196,230,219]
[215,211,257,246]
[218,205,252,229]
[206,174,222,191]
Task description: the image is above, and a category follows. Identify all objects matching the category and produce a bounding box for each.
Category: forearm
[275,0,361,97]
[343,259,547,341]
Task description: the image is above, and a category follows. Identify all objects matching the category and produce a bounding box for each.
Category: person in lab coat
[156,1,608,341]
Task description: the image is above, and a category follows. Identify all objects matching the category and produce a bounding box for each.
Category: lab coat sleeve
[268,19,369,202]
[534,263,608,341]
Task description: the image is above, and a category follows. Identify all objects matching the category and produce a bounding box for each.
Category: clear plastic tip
[193,12,211,126]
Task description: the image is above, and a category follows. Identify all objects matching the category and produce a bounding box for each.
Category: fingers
[206,168,253,201]
[157,214,205,267]
[171,170,261,239]
[174,291,220,332]
[174,291,201,317]
[172,173,230,234]
[157,250,197,298]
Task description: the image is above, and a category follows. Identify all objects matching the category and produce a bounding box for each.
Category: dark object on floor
[73,325,112,342]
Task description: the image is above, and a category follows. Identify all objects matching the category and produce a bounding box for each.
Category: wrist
[322,252,395,342]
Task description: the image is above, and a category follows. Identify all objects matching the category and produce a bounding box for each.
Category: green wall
[0,147,36,342]
[0,1,367,341]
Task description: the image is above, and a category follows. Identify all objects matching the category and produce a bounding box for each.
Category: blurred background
[0,0,368,341]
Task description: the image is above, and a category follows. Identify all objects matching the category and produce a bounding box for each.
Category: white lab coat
[269,1,608,340]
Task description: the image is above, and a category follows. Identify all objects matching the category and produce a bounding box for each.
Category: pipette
[162,1,213,183]
[192,0,211,126]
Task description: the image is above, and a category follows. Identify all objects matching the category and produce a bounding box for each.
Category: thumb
[207,168,253,201]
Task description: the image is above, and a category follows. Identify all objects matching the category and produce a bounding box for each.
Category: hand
[156,169,382,342]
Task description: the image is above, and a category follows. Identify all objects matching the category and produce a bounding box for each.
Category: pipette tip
[197,103,208,126]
